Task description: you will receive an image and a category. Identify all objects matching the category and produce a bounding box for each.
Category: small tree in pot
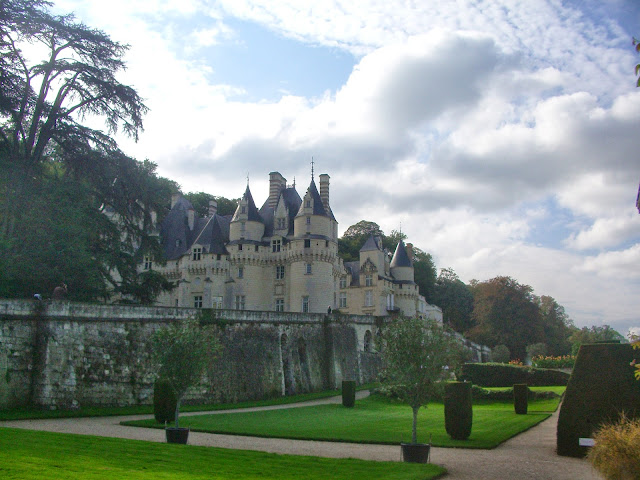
[381,316,461,463]
[152,319,220,444]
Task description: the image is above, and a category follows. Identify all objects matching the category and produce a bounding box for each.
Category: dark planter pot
[166,427,189,444]
[401,443,431,463]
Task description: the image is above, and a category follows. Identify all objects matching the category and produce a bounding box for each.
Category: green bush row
[460,362,570,387]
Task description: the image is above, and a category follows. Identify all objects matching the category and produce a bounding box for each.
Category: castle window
[238,266,244,278]
[238,244,243,251]
[365,290,373,307]
[212,296,223,309]
[175,299,179,307]
[302,296,309,313]
[304,239,311,248]
[305,200,311,208]
[235,295,245,310]
[325,240,329,247]
[241,206,246,214]
[276,265,285,280]
[339,292,347,308]
[364,330,372,352]
[340,277,347,289]
[216,254,221,261]
[305,263,312,274]
[143,256,152,270]
[277,218,286,229]
[194,296,203,308]
[365,274,373,287]
[255,245,259,252]
[306,216,311,225]
[272,239,281,252]
[275,298,284,312]
[192,247,202,261]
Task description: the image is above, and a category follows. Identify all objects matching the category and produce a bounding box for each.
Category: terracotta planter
[166,427,189,444]
[401,443,431,463]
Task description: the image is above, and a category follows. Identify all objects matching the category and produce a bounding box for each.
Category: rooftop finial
[246,172,250,186]
[311,157,315,181]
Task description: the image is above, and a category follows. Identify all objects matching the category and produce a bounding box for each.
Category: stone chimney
[171,192,181,208]
[187,207,195,230]
[406,243,414,262]
[268,172,287,209]
[319,174,330,211]
[208,199,217,216]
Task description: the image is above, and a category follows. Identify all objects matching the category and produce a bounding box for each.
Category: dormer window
[143,256,152,270]
[241,206,246,214]
[192,247,202,261]
[175,239,181,247]
[305,200,311,208]
[365,274,373,287]
[277,217,286,229]
[272,239,281,252]
[306,216,311,225]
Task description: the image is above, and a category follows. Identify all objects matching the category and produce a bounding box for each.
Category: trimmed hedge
[557,343,640,458]
[153,379,177,424]
[513,384,528,414]
[444,382,472,440]
[342,380,356,408]
[460,362,570,387]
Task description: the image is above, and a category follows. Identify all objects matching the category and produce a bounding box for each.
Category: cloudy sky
[53,0,640,335]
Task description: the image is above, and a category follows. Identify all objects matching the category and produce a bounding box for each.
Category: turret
[230,185,264,241]
[390,239,414,282]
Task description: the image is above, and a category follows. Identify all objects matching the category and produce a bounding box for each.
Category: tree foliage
[467,276,544,361]
[568,325,626,355]
[152,319,220,428]
[432,268,474,333]
[183,192,239,218]
[535,295,573,355]
[0,1,175,303]
[381,316,460,444]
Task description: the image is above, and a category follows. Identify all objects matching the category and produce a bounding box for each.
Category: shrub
[526,343,547,359]
[342,380,356,408]
[513,384,528,415]
[444,382,472,440]
[460,362,570,387]
[587,414,640,480]
[153,379,177,424]
[491,345,510,363]
[557,343,640,458]
[470,385,559,402]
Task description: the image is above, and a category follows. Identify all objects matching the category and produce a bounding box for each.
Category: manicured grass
[0,386,376,421]
[0,427,445,480]
[124,393,560,449]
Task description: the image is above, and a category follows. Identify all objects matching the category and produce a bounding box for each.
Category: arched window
[364,330,372,353]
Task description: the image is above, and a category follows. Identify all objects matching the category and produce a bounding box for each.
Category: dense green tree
[183,192,239,217]
[0,0,147,241]
[535,295,574,356]
[467,276,545,361]
[432,268,474,333]
[412,247,437,303]
[568,325,626,355]
[338,220,385,261]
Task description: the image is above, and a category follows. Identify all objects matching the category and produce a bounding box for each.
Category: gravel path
[0,391,602,479]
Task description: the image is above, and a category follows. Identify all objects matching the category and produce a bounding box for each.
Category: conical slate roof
[390,239,412,268]
[237,185,262,222]
[360,235,382,252]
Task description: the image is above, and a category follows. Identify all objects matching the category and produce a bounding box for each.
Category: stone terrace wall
[0,299,382,409]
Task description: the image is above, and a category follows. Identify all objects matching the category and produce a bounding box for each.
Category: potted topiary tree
[381,316,461,463]
[152,318,220,444]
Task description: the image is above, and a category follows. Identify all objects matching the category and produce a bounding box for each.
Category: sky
[52,0,640,336]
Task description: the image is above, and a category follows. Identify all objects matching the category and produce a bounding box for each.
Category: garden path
[0,391,602,479]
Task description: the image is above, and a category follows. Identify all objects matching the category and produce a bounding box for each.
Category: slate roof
[344,261,360,286]
[259,186,302,237]
[390,239,412,268]
[360,235,383,252]
[240,185,262,222]
[160,197,195,260]
[306,180,328,217]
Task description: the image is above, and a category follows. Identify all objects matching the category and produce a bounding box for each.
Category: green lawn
[0,428,445,480]
[0,387,378,421]
[124,393,561,449]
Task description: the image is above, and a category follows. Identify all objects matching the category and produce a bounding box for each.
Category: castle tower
[390,239,414,282]
[289,176,339,313]
[230,185,264,242]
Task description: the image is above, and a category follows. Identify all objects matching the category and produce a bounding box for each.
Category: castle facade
[146,171,441,321]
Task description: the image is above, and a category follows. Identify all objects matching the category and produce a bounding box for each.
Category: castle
[145,171,442,321]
